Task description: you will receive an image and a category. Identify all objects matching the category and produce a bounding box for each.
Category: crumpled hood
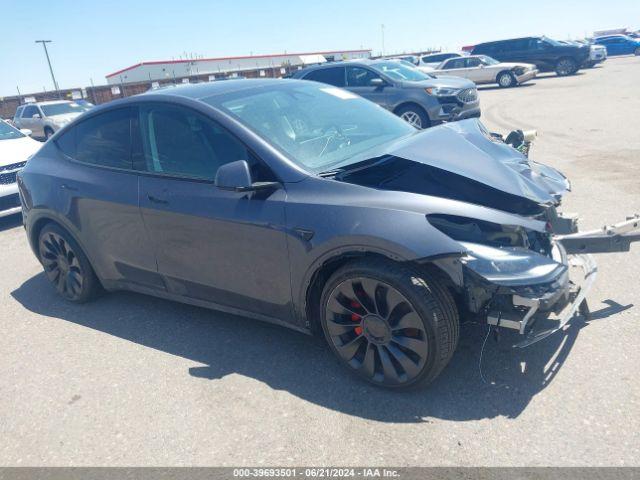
[339,119,570,215]
[385,119,568,204]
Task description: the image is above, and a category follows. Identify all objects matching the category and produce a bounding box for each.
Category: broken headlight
[460,242,566,287]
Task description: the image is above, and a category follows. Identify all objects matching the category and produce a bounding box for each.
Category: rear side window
[304,67,346,87]
[506,39,531,51]
[56,108,134,169]
[444,58,465,69]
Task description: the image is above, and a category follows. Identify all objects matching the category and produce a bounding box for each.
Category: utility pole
[381,24,386,57]
[35,40,61,99]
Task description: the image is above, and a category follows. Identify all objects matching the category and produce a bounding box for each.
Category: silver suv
[13,100,92,140]
[293,60,480,129]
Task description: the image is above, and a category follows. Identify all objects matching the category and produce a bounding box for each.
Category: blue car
[594,35,640,56]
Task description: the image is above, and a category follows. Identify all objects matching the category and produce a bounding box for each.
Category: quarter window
[138,104,255,180]
[304,67,346,87]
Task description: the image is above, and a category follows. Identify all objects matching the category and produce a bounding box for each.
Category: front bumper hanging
[487,214,639,348]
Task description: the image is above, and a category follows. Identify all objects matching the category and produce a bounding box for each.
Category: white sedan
[432,55,538,88]
[0,120,41,217]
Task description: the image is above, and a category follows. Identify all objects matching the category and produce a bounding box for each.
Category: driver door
[345,66,391,109]
[136,102,293,319]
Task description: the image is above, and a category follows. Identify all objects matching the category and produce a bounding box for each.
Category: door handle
[147,194,169,205]
[60,184,78,191]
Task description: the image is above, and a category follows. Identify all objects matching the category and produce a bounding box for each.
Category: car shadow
[0,214,22,232]
[11,273,627,423]
[478,83,537,92]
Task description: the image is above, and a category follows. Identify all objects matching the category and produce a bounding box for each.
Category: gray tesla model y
[18,79,622,388]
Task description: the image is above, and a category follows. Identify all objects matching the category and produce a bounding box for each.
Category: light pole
[35,40,61,98]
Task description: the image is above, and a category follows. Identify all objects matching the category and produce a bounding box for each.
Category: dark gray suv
[293,60,480,129]
[19,80,631,389]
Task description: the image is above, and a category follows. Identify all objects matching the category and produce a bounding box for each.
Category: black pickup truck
[472,36,591,76]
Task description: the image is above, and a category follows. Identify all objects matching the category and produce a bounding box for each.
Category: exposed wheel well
[303,252,459,336]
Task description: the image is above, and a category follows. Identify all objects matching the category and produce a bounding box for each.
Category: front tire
[396,104,430,129]
[555,58,577,76]
[497,71,516,88]
[44,127,54,140]
[38,224,100,303]
[320,259,459,389]
[634,47,640,56]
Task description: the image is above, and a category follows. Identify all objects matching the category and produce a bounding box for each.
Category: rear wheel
[497,71,516,88]
[38,224,100,303]
[555,58,577,76]
[396,104,430,129]
[320,259,459,389]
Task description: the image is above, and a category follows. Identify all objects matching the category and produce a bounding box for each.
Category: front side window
[304,67,346,87]
[56,108,134,169]
[205,82,415,173]
[138,104,253,180]
[465,57,482,68]
[22,106,38,118]
[346,67,381,87]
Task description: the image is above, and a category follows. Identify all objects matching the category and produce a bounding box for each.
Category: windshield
[369,61,433,81]
[204,83,416,173]
[40,102,90,117]
[479,55,500,65]
[0,121,24,141]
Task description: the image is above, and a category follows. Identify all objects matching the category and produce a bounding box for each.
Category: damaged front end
[339,118,639,347]
[424,124,639,347]
[427,212,602,347]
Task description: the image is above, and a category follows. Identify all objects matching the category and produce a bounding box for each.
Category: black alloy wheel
[38,224,99,302]
[321,260,459,388]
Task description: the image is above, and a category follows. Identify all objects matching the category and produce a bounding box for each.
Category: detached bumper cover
[511,254,597,348]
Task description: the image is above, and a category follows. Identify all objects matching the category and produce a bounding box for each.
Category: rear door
[135,102,292,319]
[345,66,391,108]
[463,57,491,83]
[438,57,469,79]
[52,107,161,289]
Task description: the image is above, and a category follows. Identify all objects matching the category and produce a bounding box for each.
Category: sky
[2,0,639,96]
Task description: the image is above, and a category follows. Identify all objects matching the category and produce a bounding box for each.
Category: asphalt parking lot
[1,57,639,467]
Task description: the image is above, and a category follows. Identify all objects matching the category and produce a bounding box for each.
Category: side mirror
[370,77,386,87]
[32,113,41,119]
[215,160,279,192]
[20,129,32,137]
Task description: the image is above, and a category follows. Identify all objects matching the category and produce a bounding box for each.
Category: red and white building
[106,49,371,85]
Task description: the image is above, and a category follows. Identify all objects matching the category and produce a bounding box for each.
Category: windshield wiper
[318,155,393,179]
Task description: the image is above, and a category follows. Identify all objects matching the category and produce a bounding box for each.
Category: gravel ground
[0,57,639,467]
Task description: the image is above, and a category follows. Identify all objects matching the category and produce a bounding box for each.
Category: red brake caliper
[351,300,363,335]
